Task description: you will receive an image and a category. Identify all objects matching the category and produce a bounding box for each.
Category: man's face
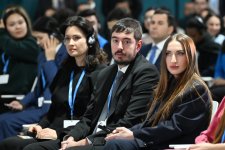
[111,31,142,66]
[186,28,202,44]
[85,15,99,33]
[150,14,173,43]
[194,0,208,14]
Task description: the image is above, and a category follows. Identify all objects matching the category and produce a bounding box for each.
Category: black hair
[112,17,142,41]
[107,7,131,22]
[153,8,177,34]
[52,8,76,26]
[204,13,224,35]
[77,9,99,22]
[33,16,63,42]
[60,16,107,70]
[186,15,207,35]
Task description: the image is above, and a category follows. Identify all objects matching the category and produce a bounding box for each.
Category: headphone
[88,34,95,45]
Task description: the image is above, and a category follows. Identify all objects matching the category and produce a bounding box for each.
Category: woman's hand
[187,143,225,150]
[28,124,42,135]
[5,100,23,110]
[60,137,89,150]
[0,19,4,28]
[213,78,225,86]
[105,127,134,141]
[36,128,57,139]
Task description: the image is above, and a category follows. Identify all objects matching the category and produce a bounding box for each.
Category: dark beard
[114,60,131,66]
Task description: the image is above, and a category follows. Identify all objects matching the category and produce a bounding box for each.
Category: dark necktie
[111,71,124,101]
[93,71,124,133]
[149,45,157,64]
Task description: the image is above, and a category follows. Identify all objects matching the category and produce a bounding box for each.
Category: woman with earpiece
[0,16,107,150]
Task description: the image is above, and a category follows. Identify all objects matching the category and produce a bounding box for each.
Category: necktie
[149,45,157,64]
[93,71,124,133]
[111,71,124,101]
[100,71,124,119]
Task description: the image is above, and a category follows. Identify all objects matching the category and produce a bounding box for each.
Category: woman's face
[6,13,28,39]
[207,16,221,37]
[64,26,88,59]
[32,31,49,48]
[166,40,188,78]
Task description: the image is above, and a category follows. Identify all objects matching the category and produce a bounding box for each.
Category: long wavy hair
[60,16,107,71]
[148,33,212,126]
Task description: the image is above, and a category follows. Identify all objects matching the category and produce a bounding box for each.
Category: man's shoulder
[133,54,158,71]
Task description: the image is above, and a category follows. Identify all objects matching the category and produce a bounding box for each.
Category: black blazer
[131,80,211,149]
[67,53,159,145]
[38,63,106,136]
[140,43,162,71]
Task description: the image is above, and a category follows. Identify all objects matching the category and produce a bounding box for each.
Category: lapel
[95,65,118,114]
[108,54,140,116]
[140,43,152,57]
[55,44,67,65]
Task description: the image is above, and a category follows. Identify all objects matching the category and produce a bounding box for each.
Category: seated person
[0,16,107,150]
[103,33,212,150]
[0,6,40,95]
[209,45,225,103]
[188,96,225,149]
[0,16,68,141]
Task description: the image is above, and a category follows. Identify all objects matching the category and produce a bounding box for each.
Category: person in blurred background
[0,16,68,142]
[0,6,40,96]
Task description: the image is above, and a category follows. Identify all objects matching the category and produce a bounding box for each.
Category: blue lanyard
[41,69,46,89]
[68,69,85,120]
[1,53,9,74]
[221,130,225,143]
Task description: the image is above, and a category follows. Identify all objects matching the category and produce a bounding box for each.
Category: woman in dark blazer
[0,16,107,150]
[103,33,213,150]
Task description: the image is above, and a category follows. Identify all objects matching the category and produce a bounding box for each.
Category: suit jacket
[21,44,68,107]
[38,61,106,136]
[140,43,162,71]
[131,79,211,149]
[67,53,159,145]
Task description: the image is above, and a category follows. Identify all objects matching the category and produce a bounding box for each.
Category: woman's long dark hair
[60,16,107,71]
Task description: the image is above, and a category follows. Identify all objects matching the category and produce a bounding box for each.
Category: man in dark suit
[140,9,175,71]
[57,18,159,150]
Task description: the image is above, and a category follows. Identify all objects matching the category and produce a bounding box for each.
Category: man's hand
[105,127,134,141]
